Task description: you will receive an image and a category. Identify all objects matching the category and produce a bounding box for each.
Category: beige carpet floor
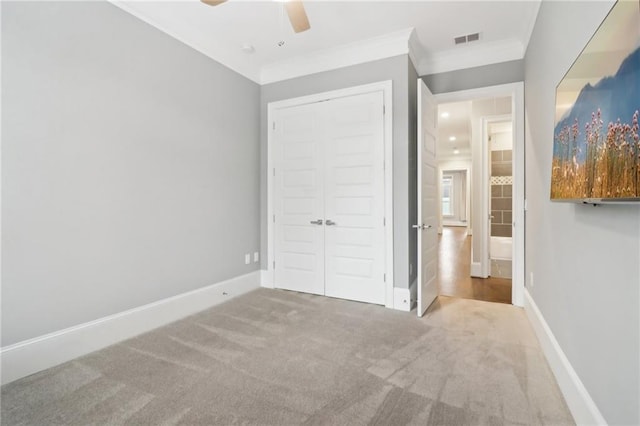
[1,289,573,425]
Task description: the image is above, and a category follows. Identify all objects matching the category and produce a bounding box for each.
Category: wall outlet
[253,252,259,263]
[529,272,534,288]
[244,254,251,265]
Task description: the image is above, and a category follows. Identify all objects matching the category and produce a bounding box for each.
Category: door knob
[310,219,323,225]
[413,224,433,230]
[325,220,336,226]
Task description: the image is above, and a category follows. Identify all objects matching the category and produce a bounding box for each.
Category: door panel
[417,80,439,316]
[324,92,386,305]
[274,104,325,295]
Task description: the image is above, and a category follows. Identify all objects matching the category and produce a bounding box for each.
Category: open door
[415,79,438,317]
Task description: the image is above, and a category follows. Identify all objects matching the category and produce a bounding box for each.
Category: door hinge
[273,260,276,269]
[273,214,275,223]
[383,217,386,226]
[383,105,386,115]
[272,122,276,130]
[383,273,386,282]
[273,168,276,177]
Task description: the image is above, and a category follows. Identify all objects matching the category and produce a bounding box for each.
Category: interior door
[273,102,325,295]
[416,79,438,316]
[324,92,386,305]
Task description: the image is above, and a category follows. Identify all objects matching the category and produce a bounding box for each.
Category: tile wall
[491,150,512,238]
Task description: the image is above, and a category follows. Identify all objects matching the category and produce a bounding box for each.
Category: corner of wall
[524,290,607,425]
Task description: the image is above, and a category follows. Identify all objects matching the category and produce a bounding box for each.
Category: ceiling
[438,101,472,160]
[437,96,512,161]
[112,0,541,84]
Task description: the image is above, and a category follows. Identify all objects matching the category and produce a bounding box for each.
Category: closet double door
[273,91,386,305]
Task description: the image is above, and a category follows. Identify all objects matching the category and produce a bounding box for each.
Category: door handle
[325,220,336,226]
[413,224,433,230]
[310,219,323,225]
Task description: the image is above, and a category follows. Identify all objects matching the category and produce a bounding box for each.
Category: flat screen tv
[551,0,640,203]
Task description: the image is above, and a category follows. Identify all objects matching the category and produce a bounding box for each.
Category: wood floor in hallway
[437,226,512,304]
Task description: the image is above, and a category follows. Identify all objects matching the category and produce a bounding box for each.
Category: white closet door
[323,91,386,305]
[273,102,325,295]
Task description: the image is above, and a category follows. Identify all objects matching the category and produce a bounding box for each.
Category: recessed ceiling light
[453,149,460,155]
[440,112,450,119]
[449,136,456,142]
[241,43,255,54]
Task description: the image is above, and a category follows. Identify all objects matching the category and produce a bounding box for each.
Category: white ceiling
[112,0,541,84]
[437,96,512,161]
[438,101,472,160]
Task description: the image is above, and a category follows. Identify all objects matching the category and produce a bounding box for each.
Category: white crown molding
[407,28,425,73]
[110,1,262,84]
[109,1,534,84]
[260,28,414,85]
[419,38,525,76]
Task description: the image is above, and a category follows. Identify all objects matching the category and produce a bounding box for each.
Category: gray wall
[524,1,640,424]
[2,2,261,346]
[421,60,524,95]
[260,55,414,289]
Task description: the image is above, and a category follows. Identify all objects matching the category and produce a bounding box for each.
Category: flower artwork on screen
[551,0,640,202]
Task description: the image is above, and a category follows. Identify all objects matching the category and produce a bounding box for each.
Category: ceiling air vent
[467,32,480,42]
[454,35,467,45]
[454,32,481,45]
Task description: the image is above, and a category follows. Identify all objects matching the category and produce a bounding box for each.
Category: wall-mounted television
[551,0,640,203]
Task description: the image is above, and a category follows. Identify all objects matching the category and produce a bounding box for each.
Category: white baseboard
[524,290,607,425]
[470,261,483,277]
[409,279,417,310]
[393,286,412,312]
[442,220,468,227]
[260,269,274,288]
[0,271,261,385]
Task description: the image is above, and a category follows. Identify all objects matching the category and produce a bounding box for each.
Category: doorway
[435,100,513,304]
[487,119,514,280]
[416,82,524,309]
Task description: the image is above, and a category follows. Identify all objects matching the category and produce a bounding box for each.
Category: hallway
[437,227,511,304]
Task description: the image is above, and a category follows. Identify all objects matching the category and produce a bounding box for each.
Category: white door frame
[265,80,395,309]
[434,82,524,307]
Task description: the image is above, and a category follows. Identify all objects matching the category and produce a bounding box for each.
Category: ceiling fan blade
[201,0,227,6]
[284,0,310,33]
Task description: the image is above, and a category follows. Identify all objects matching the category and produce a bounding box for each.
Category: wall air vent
[454,32,481,45]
